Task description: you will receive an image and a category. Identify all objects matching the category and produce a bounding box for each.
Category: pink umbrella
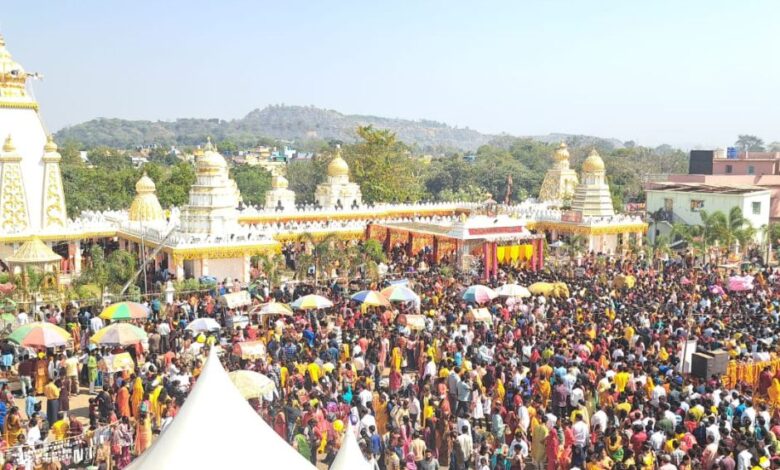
[727,276,754,292]
[681,277,692,285]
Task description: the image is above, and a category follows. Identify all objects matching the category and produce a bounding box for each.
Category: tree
[342,126,423,203]
[296,233,339,285]
[735,135,765,152]
[230,165,272,206]
[106,250,137,289]
[254,252,286,288]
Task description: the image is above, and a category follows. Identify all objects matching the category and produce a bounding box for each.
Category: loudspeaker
[690,349,729,379]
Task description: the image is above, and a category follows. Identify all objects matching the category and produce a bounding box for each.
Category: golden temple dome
[135,172,156,193]
[129,173,164,222]
[553,142,570,162]
[582,149,606,173]
[271,174,289,189]
[327,147,349,177]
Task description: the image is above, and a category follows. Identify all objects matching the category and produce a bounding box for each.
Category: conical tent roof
[330,423,372,470]
[127,349,315,469]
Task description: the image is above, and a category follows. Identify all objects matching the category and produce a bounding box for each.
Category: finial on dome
[44,135,58,153]
[553,141,570,162]
[204,136,215,151]
[3,135,15,153]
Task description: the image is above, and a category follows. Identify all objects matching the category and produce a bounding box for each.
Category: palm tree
[296,232,339,285]
[255,253,286,288]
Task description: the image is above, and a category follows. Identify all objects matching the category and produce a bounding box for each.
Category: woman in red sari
[273,408,287,440]
[545,424,560,470]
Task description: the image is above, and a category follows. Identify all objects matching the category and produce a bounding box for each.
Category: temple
[538,142,578,202]
[315,147,362,209]
[0,33,647,289]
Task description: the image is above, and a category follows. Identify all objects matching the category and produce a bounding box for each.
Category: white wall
[646,189,770,242]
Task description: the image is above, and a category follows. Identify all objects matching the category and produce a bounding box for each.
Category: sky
[3,0,780,148]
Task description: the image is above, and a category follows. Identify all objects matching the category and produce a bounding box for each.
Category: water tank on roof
[726,147,738,159]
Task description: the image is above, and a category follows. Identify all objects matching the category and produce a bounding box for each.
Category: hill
[55,105,623,152]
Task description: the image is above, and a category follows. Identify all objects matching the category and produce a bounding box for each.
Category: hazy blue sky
[3,1,780,147]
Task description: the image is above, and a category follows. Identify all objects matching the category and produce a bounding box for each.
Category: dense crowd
[0,243,779,470]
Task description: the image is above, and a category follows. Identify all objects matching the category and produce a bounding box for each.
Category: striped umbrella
[99,302,148,321]
[90,323,148,346]
[380,285,419,303]
[350,290,390,307]
[291,294,334,310]
[461,285,498,304]
[8,322,71,348]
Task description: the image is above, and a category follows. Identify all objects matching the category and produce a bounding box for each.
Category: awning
[219,291,252,309]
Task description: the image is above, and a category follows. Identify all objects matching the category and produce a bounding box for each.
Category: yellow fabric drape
[510,245,521,262]
[496,246,507,263]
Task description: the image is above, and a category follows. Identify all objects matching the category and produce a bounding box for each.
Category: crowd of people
[0,242,778,470]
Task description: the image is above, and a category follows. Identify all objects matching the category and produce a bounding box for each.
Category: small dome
[553,142,570,162]
[44,135,58,153]
[582,149,606,173]
[328,152,349,177]
[271,175,289,189]
[135,172,157,193]
[3,134,15,153]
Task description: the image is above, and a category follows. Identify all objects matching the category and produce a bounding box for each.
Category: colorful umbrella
[252,302,293,316]
[462,285,498,304]
[495,284,531,298]
[380,285,419,303]
[228,370,276,400]
[99,302,148,321]
[185,318,221,333]
[90,323,148,346]
[291,294,333,310]
[8,322,71,348]
[350,290,390,307]
[728,275,754,292]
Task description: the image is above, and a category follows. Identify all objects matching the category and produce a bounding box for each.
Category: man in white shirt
[571,414,590,468]
[89,314,104,333]
[591,405,608,434]
[456,426,473,466]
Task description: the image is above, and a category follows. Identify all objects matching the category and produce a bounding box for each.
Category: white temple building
[315,147,362,209]
[538,142,579,203]
[0,34,66,235]
[265,174,296,211]
[179,138,241,234]
[571,149,615,217]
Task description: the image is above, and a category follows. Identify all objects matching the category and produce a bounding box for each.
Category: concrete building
[645,182,770,244]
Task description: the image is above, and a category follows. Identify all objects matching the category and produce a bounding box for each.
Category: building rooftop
[646,182,769,195]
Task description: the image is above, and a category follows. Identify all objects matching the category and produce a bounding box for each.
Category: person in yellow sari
[130,376,144,419]
[391,346,403,372]
[495,378,506,404]
[768,377,780,409]
[3,407,23,445]
[149,383,164,429]
[530,416,548,468]
[538,379,551,408]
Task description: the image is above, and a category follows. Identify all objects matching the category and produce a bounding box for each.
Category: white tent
[127,349,315,469]
[330,423,372,470]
